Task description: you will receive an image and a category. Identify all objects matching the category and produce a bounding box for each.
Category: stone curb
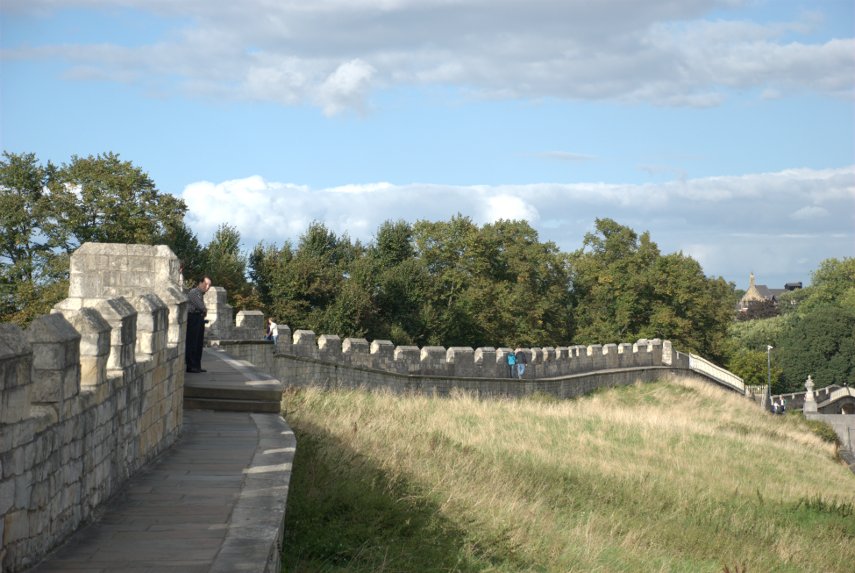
[211,413,296,573]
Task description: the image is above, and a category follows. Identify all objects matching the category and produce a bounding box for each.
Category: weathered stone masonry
[216,328,716,402]
[0,243,186,572]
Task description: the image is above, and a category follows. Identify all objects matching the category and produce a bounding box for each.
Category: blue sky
[1,0,853,289]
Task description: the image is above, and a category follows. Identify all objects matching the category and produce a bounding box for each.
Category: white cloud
[315,59,376,116]
[790,205,829,220]
[180,165,855,285]
[4,0,853,113]
[483,194,540,224]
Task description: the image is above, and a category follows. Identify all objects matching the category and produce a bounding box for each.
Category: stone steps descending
[183,347,284,413]
[184,395,281,413]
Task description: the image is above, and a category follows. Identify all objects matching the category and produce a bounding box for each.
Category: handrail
[817,387,855,406]
[688,354,745,394]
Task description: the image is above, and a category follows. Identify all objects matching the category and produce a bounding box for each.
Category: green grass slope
[280,377,854,572]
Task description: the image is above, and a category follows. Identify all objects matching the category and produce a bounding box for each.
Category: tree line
[3,151,851,391]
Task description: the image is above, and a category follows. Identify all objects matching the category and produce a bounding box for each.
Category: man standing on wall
[185,276,212,373]
[515,349,528,379]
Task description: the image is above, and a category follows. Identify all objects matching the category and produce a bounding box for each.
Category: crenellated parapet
[1,243,187,573]
[203,286,265,341]
[218,325,670,380]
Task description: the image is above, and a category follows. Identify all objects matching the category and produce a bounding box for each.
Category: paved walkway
[28,349,294,573]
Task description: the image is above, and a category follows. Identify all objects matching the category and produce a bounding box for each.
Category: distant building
[738,273,802,313]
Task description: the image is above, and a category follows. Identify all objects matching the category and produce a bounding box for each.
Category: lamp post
[767,345,774,410]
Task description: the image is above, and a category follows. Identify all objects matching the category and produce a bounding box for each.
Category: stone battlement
[0,243,187,572]
[268,327,668,379]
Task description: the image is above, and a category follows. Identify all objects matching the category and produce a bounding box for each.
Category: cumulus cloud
[3,0,853,113]
[181,165,855,285]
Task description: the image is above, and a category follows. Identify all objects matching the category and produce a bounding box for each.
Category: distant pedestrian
[266,317,279,344]
[185,276,211,373]
[515,349,528,379]
[506,351,516,378]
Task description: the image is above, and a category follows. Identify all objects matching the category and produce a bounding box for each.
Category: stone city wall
[214,326,701,401]
[0,243,187,572]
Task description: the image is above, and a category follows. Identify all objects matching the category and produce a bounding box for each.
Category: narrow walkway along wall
[0,243,187,573]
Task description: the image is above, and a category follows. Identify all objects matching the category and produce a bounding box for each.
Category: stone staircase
[183,347,283,413]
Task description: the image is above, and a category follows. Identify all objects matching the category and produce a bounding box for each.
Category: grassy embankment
[280,378,854,572]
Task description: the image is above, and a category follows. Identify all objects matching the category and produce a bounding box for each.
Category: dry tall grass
[281,377,854,572]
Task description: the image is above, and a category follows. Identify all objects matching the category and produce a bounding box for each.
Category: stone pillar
[803,375,818,413]
[204,286,232,340]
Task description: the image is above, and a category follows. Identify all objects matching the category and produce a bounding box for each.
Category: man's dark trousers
[185,313,205,371]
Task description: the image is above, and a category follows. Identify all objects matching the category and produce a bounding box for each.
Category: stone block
[94,297,137,345]
[132,293,168,333]
[447,347,475,377]
[318,335,342,359]
[291,330,316,357]
[474,347,497,378]
[14,470,32,508]
[26,314,81,372]
[236,310,265,333]
[602,344,619,368]
[343,338,370,367]
[370,340,395,369]
[393,346,420,373]
[276,325,292,353]
[420,346,447,376]
[0,324,30,365]
[617,343,634,367]
[3,509,28,544]
[0,478,14,514]
[633,339,653,366]
[649,339,663,364]
[1,385,31,425]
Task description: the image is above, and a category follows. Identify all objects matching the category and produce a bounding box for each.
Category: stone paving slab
[28,349,295,573]
[184,348,283,401]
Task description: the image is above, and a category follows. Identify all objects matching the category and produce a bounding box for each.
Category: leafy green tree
[776,302,855,392]
[412,216,573,347]
[52,152,186,248]
[727,348,783,391]
[162,221,205,287]
[571,218,734,361]
[726,315,786,357]
[3,151,188,324]
[370,221,429,344]
[202,224,260,311]
[0,152,65,324]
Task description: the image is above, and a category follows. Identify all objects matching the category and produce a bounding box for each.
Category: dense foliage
[726,257,855,392]
[0,151,187,323]
[3,150,772,367]
[570,219,735,361]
